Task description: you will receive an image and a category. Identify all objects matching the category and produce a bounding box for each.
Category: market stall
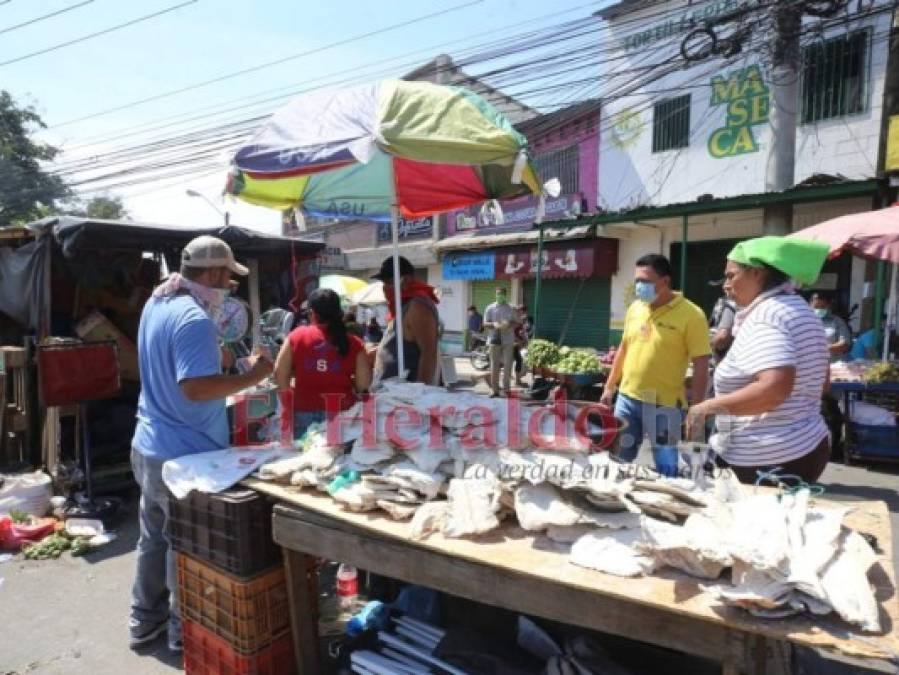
[791,207,899,463]
[248,479,898,675]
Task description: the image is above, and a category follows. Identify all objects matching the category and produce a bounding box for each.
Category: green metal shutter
[471,279,511,315]
[524,278,611,349]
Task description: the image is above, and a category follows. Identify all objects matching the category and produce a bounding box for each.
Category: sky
[0,0,609,233]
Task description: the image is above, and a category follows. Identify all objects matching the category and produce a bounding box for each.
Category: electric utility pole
[682,1,848,234]
[763,2,803,235]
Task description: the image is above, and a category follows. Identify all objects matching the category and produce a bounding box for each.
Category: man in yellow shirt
[600,254,711,475]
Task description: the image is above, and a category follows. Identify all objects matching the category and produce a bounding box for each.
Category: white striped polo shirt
[712,292,828,466]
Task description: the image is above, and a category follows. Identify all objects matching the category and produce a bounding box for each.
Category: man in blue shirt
[129,236,272,652]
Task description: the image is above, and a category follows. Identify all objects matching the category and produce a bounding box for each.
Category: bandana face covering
[153,272,230,325]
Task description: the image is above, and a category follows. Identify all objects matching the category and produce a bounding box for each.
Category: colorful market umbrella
[319,274,368,299]
[227,78,541,376]
[788,205,899,264]
[790,205,899,360]
[350,281,387,307]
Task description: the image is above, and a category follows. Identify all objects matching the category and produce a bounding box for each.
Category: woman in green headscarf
[685,236,832,483]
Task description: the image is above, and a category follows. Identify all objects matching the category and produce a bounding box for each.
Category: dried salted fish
[409,501,449,540]
[628,490,701,518]
[715,561,793,610]
[350,442,397,467]
[443,477,502,538]
[289,468,320,488]
[639,514,732,580]
[545,524,598,544]
[381,460,445,499]
[569,530,655,578]
[377,500,418,520]
[514,483,586,531]
[726,494,791,573]
[332,482,379,512]
[403,442,452,474]
[820,530,881,632]
[633,478,708,507]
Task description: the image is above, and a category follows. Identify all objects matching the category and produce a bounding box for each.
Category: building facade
[594,0,894,339]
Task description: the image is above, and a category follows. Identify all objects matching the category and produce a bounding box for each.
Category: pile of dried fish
[255,380,883,633]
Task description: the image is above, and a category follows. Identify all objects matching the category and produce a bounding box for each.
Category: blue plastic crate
[849,422,899,459]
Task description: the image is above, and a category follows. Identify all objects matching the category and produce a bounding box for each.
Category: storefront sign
[319,246,346,271]
[442,252,496,280]
[622,0,738,52]
[447,194,583,236]
[376,215,433,242]
[708,65,770,158]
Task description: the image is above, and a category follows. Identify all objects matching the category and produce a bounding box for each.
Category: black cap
[372,255,414,281]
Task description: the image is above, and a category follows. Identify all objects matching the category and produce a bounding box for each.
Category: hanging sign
[442,252,496,280]
[376,215,433,242]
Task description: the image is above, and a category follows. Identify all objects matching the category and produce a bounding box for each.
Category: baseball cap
[181,235,248,276]
[371,255,414,281]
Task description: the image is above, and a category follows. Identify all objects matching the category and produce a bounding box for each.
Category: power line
[50,1,895,197]
[0,0,94,35]
[47,0,485,129]
[0,0,197,67]
[49,0,710,136]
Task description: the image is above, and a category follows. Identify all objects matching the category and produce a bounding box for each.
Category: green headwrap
[727,236,830,285]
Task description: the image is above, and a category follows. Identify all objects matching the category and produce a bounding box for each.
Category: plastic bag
[0,470,52,517]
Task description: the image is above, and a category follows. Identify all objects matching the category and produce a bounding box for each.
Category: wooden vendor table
[245,478,899,675]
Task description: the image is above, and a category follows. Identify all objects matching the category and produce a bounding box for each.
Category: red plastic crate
[182,619,296,675]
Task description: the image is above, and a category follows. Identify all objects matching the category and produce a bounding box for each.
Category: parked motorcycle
[469,332,490,371]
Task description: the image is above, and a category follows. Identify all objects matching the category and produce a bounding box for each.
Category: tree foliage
[0,90,70,225]
[67,195,129,220]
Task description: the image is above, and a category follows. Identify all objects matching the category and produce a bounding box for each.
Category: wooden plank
[272,503,745,667]
[283,548,320,675]
[248,479,899,663]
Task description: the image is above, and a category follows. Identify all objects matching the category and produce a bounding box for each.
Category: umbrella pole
[884,263,897,362]
[875,260,886,360]
[391,206,406,379]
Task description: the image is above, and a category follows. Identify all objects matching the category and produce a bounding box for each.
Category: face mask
[634,280,657,304]
[814,308,829,319]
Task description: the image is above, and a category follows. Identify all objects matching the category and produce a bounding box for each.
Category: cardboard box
[75,311,140,381]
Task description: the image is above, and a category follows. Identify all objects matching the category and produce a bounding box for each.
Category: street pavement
[1,357,896,674]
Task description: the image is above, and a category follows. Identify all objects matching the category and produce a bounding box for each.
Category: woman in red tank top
[273,288,372,438]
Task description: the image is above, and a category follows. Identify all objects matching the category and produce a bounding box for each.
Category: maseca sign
[707,65,770,158]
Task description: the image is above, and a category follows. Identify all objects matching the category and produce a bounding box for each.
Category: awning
[496,239,618,279]
[435,224,593,252]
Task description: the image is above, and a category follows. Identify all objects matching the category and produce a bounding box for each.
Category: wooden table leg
[283,548,320,675]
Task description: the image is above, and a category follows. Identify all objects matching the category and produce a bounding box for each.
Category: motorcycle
[469,332,490,371]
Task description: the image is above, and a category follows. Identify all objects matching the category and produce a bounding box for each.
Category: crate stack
[168,488,298,675]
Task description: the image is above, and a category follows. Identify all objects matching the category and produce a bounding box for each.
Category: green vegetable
[22,533,71,560]
[863,362,899,384]
[554,350,606,375]
[70,537,91,557]
[9,509,29,524]
[525,339,561,368]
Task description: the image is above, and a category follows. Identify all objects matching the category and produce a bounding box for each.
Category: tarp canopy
[27,216,324,257]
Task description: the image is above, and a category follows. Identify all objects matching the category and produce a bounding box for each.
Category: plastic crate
[168,488,281,578]
[182,618,295,675]
[177,553,291,654]
[849,422,899,459]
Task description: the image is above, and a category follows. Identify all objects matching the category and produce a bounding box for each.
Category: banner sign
[376,215,433,242]
[442,252,496,280]
[446,194,583,236]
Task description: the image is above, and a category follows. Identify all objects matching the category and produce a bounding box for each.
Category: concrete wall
[597,0,891,211]
[605,196,879,338]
